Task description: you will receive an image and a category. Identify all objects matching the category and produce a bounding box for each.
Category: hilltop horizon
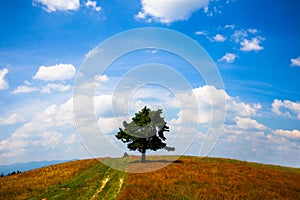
[0,0,300,168]
[1,156,300,199]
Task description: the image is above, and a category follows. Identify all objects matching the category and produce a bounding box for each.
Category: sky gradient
[0,0,300,167]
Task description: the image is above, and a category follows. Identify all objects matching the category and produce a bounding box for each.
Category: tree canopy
[115,106,174,162]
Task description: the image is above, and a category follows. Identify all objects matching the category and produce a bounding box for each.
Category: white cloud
[291,57,300,67]
[65,133,77,144]
[0,97,76,159]
[33,0,80,12]
[272,99,284,116]
[4,79,299,167]
[0,139,27,157]
[231,30,248,43]
[227,98,261,117]
[39,131,63,149]
[85,0,101,11]
[34,98,74,127]
[195,31,207,35]
[85,47,101,59]
[0,126,29,157]
[218,53,237,63]
[224,24,235,29]
[0,68,9,90]
[135,11,147,20]
[273,129,300,140]
[0,114,25,125]
[240,37,264,52]
[33,63,76,81]
[146,48,158,54]
[97,117,130,135]
[248,29,258,34]
[234,116,267,130]
[203,3,225,17]
[212,34,226,42]
[94,74,109,82]
[176,85,262,126]
[136,0,209,23]
[272,99,300,120]
[12,85,38,94]
[41,83,71,94]
[217,122,300,167]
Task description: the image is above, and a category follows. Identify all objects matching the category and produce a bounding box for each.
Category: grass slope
[1,156,300,200]
[33,159,126,200]
[120,156,300,199]
[0,159,99,200]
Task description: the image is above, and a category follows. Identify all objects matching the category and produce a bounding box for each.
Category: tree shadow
[130,159,183,164]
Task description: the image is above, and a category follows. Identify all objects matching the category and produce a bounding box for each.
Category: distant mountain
[0,160,73,176]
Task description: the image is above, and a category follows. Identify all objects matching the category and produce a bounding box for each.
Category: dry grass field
[0,159,99,200]
[0,156,299,199]
[118,156,300,200]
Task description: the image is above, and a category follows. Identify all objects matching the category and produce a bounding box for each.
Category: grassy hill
[0,156,299,199]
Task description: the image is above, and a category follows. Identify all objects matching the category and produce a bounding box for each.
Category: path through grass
[30,158,128,200]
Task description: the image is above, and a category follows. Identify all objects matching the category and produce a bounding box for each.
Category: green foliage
[6,170,21,176]
[115,106,174,161]
[123,152,129,158]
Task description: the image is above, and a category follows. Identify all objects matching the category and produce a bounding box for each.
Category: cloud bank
[33,0,80,12]
[33,64,76,81]
[136,0,209,23]
[0,68,9,90]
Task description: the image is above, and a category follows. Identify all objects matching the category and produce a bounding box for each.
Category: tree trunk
[141,149,146,163]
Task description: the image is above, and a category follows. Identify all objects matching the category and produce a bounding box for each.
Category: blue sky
[0,0,300,167]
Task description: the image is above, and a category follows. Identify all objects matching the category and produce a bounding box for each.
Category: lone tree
[115,106,175,162]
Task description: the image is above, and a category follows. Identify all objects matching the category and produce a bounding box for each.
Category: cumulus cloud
[200,27,264,55]
[34,98,74,127]
[0,68,9,90]
[0,139,27,157]
[85,0,101,11]
[234,116,266,130]
[0,114,25,125]
[240,37,264,52]
[94,74,109,82]
[41,83,71,94]
[0,97,77,159]
[224,24,235,29]
[97,116,131,135]
[291,57,300,67]
[272,99,300,120]
[218,53,237,63]
[232,30,248,43]
[248,29,258,34]
[33,64,76,81]
[195,31,207,35]
[3,81,298,167]
[226,98,261,117]
[39,131,63,149]
[169,85,261,127]
[273,129,300,140]
[33,0,80,12]
[135,0,209,23]
[85,47,101,59]
[212,34,226,42]
[12,85,38,94]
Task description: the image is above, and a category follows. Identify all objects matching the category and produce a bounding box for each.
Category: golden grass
[0,159,99,200]
[1,156,299,200]
[118,156,300,200]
